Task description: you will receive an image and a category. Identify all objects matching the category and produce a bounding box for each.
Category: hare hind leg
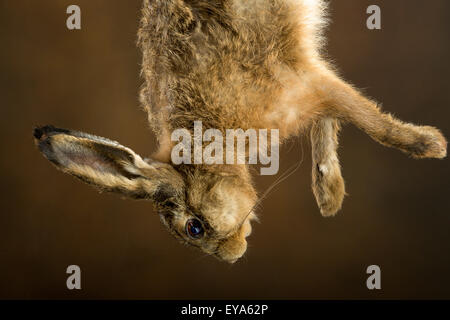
[316,72,447,159]
[311,118,346,217]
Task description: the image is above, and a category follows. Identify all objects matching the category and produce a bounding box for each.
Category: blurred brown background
[0,0,449,299]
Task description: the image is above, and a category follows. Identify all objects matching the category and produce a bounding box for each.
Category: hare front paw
[312,162,346,217]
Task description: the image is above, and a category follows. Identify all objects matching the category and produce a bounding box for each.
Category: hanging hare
[34,0,447,263]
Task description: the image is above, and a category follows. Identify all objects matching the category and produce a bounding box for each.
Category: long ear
[33,125,184,201]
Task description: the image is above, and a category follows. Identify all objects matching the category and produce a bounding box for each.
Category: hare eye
[186,219,204,239]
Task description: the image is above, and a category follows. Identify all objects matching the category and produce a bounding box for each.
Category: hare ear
[33,125,183,200]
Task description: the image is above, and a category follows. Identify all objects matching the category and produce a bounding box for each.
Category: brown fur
[311,117,345,216]
[34,0,447,263]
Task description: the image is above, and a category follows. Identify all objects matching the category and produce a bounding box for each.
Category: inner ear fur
[34,125,185,201]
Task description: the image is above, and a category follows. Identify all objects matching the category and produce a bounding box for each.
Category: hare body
[139,0,327,156]
[35,0,447,262]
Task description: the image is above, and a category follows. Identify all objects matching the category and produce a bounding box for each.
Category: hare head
[33,125,257,263]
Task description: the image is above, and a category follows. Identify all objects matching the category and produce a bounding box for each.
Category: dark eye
[186,219,204,239]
